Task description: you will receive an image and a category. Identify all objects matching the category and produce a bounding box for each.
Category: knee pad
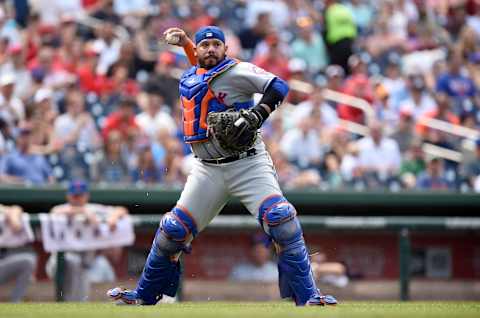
[259,195,300,248]
[155,206,198,256]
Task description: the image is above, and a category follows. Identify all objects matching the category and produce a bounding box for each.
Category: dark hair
[118,96,136,108]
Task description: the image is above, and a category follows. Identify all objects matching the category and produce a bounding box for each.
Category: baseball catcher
[108,25,337,307]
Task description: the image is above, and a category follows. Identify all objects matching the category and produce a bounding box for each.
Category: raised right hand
[163,27,189,46]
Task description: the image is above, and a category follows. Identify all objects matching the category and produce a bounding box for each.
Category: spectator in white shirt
[280,117,324,170]
[293,85,338,129]
[230,232,277,283]
[0,73,24,128]
[114,0,153,16]
[245,0,289,29]
[474,175,480,193]
[54,90,100,151]
[135,90,176,140]
[399,75,436,121]
[340,141,362,183]
[30,0,84,25]
[357,121,402,182]
[93,20,122,76]
[0,45,33,101]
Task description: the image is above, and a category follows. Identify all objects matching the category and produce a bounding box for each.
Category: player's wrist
[251,104,270,127]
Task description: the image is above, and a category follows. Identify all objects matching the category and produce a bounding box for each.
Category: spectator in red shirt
[252,33,290,80]
[102,97,139,143]
[337,54,374,124]
[76,45,102,94]
[100,63,139,97]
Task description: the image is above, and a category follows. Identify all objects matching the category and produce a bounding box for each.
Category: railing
[285,78,473,163]
[28,214,480,302]
[418,117,480,152]
[86,18,478,159]
[289,79,376,123]
[78,14,130,42]
[421,143,463,163]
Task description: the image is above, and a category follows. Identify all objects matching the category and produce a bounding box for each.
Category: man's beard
[198,54,225,69]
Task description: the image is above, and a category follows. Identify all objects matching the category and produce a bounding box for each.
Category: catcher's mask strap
[201,148,256,165]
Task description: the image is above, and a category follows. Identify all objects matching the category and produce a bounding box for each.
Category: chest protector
[179,58,238,143]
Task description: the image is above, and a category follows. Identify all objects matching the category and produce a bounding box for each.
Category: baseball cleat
[306,294,338,306]
[107,287,143,305]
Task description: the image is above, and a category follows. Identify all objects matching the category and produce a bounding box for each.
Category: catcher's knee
[258,195,302,248]
[155,206,198,255]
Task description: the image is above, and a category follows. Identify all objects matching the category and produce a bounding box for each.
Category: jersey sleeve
[229,62,276,95]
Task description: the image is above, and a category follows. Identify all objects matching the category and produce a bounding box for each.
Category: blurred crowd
[0,0,479,192]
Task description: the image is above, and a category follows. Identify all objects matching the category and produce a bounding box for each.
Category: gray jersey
[190,62,276,159]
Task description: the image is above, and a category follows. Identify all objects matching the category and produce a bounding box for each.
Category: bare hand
[163,27,188,46]
[106,216,117,232]
[85,212,100,226]
[77,113,90,127]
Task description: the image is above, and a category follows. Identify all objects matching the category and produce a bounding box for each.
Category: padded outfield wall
[0,186,479,216]
[1,186,479,282]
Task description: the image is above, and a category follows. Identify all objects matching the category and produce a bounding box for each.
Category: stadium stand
[0,0,478,192]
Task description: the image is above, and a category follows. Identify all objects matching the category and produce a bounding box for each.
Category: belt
[201,148,257,165]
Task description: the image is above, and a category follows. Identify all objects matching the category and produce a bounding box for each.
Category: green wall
[1,186,479,216]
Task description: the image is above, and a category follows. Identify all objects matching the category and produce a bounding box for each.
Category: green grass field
[1,302,480,318]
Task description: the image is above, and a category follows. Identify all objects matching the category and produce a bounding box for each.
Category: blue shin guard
[259,196,336,306]
[135,207,197,305]
[135,236,182,304]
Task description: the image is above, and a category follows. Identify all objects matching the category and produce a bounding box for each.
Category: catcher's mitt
[207,109,260,154]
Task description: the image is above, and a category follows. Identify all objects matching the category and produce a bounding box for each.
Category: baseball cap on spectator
[38,24,56,35]
[84,43,101,57]
[68,180,89,195]
[0,73,15,86]
[84,48,99,58]
[158,51,175,66]
[8,44,22,55]
[60,14,76,25]
[400,109,413,120]
[31,68,46,83]
[325,65,345,78]
[348,53,370,69]
[34,88,53,103]
[288,58,307,74]
[265,33,279,46]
